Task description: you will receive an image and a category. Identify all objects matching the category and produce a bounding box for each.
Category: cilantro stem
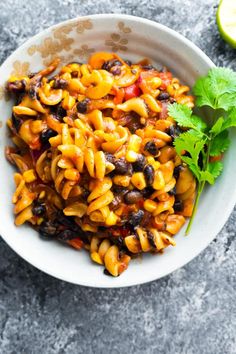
[185,181,205,235]
[185,134,212,235]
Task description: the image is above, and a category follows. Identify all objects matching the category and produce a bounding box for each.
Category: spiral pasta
[5,52,195,276]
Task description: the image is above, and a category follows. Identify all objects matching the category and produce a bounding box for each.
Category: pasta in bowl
[1,14,234,287]
[5,53,196,276]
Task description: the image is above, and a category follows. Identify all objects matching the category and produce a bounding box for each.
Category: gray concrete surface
[0,0,236,353]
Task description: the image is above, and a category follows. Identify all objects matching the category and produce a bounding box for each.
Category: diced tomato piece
[68,238,83,250]
[112,87,125,104]
[209,154,223,162]
[159,72,172,90]
[124,83,141,100]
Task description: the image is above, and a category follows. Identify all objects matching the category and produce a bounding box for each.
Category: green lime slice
[217,0,236,48]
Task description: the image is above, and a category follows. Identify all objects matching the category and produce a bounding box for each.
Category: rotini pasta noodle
[5,51,195,276]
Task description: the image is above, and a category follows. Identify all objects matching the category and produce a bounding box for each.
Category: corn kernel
[126,150,138,162]
[128,134,142,152]
[131,172,147,190]
[153,170,165,190]
[113,175,131,187]
[23,169,37,183]
[81,223,98,233]
[90,211,105,223]
[37,217,44,225]
[105,211,118,226]
[39,191,46,199]
[151,77,162,88]
[144,199,158,213]
[62,93,76,110]
[105,162,115,174]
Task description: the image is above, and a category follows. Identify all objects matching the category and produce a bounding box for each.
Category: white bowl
[0,14,234,288]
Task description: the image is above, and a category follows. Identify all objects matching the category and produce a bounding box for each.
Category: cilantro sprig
[168,67,236,234]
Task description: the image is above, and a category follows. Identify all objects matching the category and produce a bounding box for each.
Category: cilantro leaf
[210,117,224,136]
[208,161,223,180]
[208,67,236,96]
[199,170,215,185]
[174,129,206,181]
[210,130,230,156]
[177,67,236,235]
[193,67,236,110]
[168,103,207,132]
[217,92,236,111]
[193,76,215,109]
[221,108,236,131]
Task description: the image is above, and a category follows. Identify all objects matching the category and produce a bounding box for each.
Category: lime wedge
[217,0,236,48]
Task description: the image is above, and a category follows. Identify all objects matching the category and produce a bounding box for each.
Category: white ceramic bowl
[0,14,235,288]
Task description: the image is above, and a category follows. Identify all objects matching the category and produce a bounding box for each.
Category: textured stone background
[1,0,236,353]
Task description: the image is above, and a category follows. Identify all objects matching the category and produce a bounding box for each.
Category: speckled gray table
[0,0,236,353]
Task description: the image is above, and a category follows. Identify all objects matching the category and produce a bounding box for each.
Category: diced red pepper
[124,83,141,101]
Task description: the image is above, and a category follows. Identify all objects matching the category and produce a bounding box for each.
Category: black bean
[28,80,41,99]
[32,203,46,216]
[77,98,90,113]
[168,125,182,140]
[129,210,144,226]
[105,152,115,164]
[28,87,37,99]
[40,129,57,144]
[133,154,146,172]
[102,60,122,71]
[143,164,155,185]
[158,92,170,100]
[110,66,121,76]
[125,113,142,133]
[6,80,26,93]
[174,200,184,212]
[142,64,156,70]
[112,236,124,247]
[147,231,156,248]
[57,229,77,241]
[55,105,67,121]
[112,186,129,196]
[55,210,79,232]
[141,187,155,198]
[144,141,159,156]
[169,186,176,196]
[12,114,22,132]
[104,268,113,276]
[114,158,132,175]
[173,165,183,179]
[52,78,68,89]
[39,221,58,239]
[127,163,133,176]
[125,60,132,66]
[124,190,143,204]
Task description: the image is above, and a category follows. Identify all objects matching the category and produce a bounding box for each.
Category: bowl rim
[0,14,225,288]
